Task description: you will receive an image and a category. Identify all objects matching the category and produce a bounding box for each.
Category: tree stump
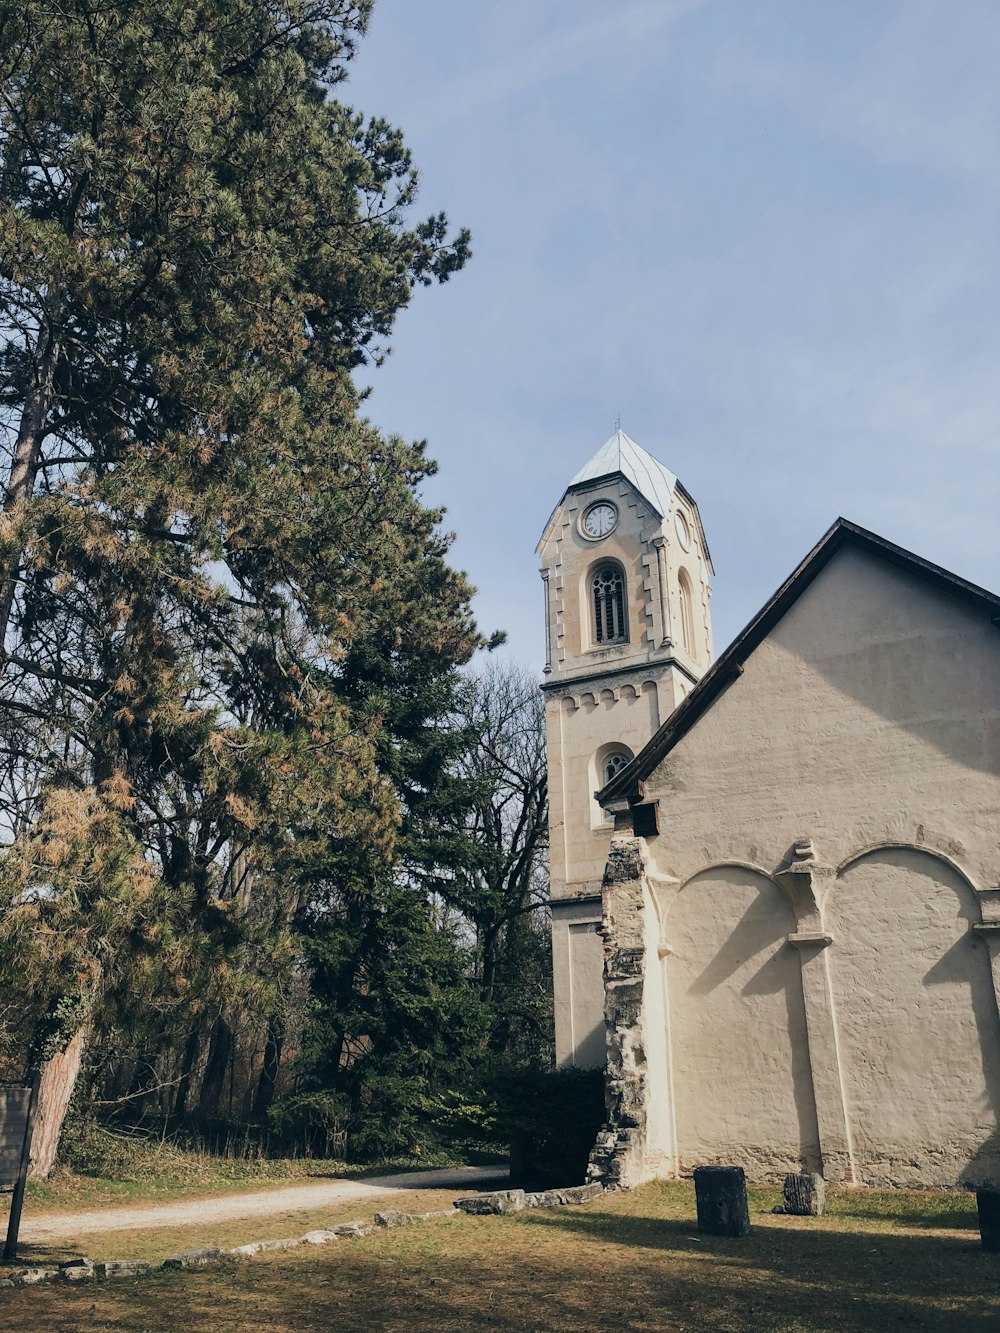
[693,1166,751,1238]
[976,1189,1000,1252]
[783,1172,826,1217]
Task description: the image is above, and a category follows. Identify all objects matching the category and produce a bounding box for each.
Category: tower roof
[567,429,677,518]
[536,428,711,563]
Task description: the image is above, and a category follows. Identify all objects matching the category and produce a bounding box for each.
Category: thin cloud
[410,0,705,135]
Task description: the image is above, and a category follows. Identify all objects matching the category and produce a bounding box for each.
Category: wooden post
[693,1165,751,1238]
[4,1074,40,1263]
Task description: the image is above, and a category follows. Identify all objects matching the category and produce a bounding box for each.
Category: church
[538,431,1000,1190]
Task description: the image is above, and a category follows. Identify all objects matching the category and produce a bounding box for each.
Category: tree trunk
[480,920,502,1006]
[28,1024,90,1180]
[0,325,59,652]
[197,1016,233,1122]
[252,1018,284,1119]
[172,1024,201,1120]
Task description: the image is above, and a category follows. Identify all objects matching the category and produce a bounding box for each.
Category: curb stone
[455,1189,527,1216]
[0,1181,607,1287]
[96,1260,151,1280]
[60,1259,96,1282]
[230,1237,300,1257]
[162,1247,228,1270]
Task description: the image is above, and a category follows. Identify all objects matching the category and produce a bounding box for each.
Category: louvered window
[593,566,627,644]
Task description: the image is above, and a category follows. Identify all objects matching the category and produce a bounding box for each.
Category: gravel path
[20,1165,508,1242]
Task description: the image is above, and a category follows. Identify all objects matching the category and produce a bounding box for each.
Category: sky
[345,0,1000,671]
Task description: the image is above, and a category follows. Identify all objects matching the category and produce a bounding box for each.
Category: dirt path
[20,1165,508,1242]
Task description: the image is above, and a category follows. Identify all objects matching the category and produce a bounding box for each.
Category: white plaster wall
[645,547,1000,892]
[826,847,1000,1187]
[636,546,1000,1185]
[663,866,820,1177]
[642,878,673,1168]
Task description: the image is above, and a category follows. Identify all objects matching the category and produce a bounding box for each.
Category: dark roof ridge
[598,516,1000,806]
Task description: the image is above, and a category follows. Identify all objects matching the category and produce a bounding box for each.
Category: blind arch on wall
[592,563,628,645]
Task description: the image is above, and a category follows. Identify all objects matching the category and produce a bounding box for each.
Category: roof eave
[597,516,1000,807]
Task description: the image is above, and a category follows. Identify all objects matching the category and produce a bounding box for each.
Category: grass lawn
[3,1180,998,1332]
[7,1185,469,1268]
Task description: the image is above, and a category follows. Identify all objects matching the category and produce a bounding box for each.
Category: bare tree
[450,659,549,1022]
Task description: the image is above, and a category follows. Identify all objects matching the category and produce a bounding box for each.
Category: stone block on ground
[96,1260,151,1280]
[454,1189,526,1215]
[374,1210,414,1228]
[416,1208,458,1220]
[782,1172,826,1217]
[693,1165,751,1238]
[12,1268,57,1285]
[161,1246,227,1270]
[524,1190,563,1208]
[556,1183,605,1205]
[301,1229,339,1245]
[60,1259,95,1282]
[332,1221,374,1238]
[230,1237,300,1257]
[977,1189,1000,1252]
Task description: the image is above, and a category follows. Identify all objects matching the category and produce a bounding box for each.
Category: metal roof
[536,429,683,554]
[567,429,677,518]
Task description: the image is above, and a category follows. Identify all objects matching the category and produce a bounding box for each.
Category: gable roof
[599,516,1000,807]
[536,429,713,570]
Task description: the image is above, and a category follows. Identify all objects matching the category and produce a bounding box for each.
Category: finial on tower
[614,414,621,432]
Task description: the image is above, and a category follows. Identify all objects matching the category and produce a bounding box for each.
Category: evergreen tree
[0,0,475,1171]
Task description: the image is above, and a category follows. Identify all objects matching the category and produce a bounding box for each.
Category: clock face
[583,502,618,539]
[674,510,691,550]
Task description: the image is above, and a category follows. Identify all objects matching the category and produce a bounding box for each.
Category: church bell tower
[537,429,714,1067]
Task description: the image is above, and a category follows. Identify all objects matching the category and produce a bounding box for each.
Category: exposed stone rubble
[0,1180,606,1286]
[586,837,652,1190]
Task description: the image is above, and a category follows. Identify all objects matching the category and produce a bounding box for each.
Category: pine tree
[0,0,476,1172]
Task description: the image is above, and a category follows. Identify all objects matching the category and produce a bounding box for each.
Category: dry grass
[3,1180,999,1332]
[9,1186,467,1268]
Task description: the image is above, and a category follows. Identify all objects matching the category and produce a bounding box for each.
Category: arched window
[591,743,634,826]
[678,568,696,656]
[592,565,627,645]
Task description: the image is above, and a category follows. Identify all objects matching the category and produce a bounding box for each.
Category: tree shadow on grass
[514,1205,1000,1331]
[5,1212,1000,1333]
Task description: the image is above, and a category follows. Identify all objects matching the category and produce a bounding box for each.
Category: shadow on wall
[773,552,1000,777]
[666,866,821,1173]
[827,846,1000,1187]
